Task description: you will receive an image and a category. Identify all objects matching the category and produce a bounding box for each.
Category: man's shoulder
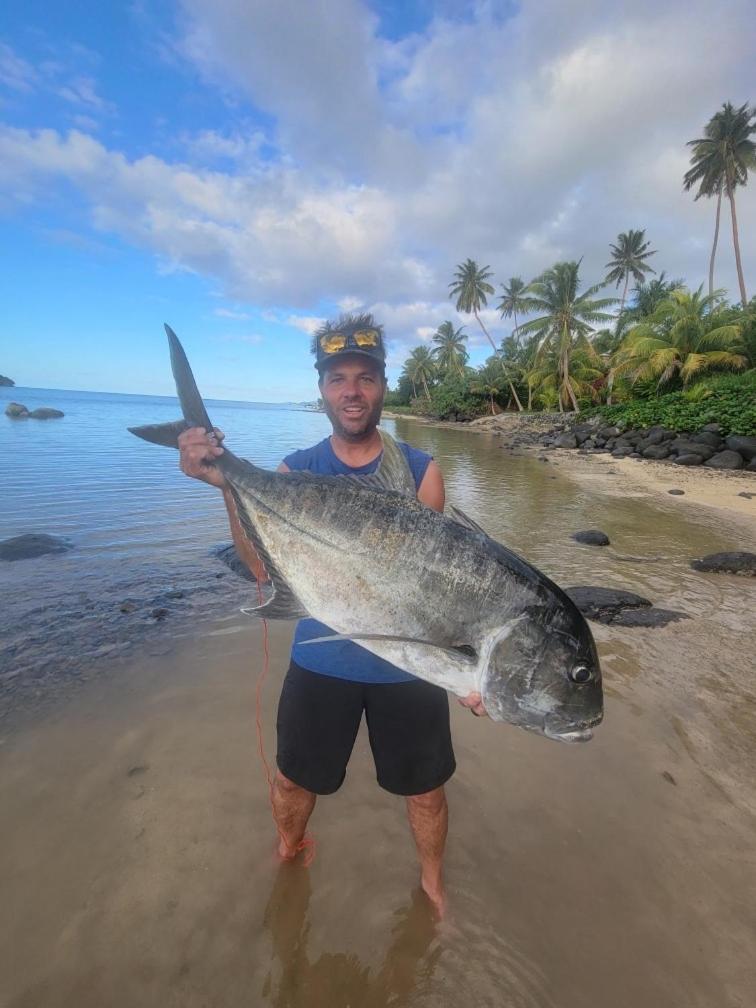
[283,438,331,472]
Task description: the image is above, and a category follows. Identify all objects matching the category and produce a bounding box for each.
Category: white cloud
[0,42,38,92]
[214,307,251,319]
[1,0,755,335]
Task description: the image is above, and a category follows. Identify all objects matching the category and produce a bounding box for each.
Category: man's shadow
[262,866,441,1008]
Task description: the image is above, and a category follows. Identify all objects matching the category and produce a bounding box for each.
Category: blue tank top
[284,436,432,683]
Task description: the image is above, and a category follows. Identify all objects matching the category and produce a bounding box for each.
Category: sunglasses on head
[319,328,380,353]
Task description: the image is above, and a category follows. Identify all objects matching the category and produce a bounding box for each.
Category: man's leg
[272,770,316,860]
[406,785,448,911]
[365,679,455,912]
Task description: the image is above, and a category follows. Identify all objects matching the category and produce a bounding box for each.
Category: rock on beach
[690,552,756,577]
[0,533,72,561]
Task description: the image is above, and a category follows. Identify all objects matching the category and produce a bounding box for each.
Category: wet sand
[2,420,756,1007]
[2,604,755,1007]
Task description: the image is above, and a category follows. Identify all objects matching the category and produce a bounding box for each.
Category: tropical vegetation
[384,101,755,434]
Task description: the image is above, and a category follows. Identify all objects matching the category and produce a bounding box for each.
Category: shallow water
[1,396,756,1006]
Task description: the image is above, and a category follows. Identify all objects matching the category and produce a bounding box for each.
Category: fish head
[479,605,603,743]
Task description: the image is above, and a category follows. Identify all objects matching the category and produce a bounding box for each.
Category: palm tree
[471,359,506,415]
[518,261,616,412]
[432,321,468,376]
[449,258,523,410]
[527,345,605,413]
[497,277,530,338]
[684,102,756,305]
[605,230,657,314]
[612,287,747,388]
[404,346,436,399]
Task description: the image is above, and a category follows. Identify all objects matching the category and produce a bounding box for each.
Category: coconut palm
[432,321,468,376]
[527,345,605,413]
[404,346,436,400]
[518,261,616,411]
[612,287,747,388]
[471,359,506,415]
[604,230,657,314]
[497,277,530,338]
[684,102,756,305]
[449,258,523,410]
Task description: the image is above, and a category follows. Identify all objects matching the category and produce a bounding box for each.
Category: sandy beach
[2,414,755,1007]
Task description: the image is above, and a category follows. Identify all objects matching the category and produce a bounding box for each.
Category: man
[178,313,484,912]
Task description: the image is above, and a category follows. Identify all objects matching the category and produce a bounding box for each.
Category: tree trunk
[527,381,532,411]
[620,273,629,315]
[709,184,722,299]
[727,184,748,306]
[489,392,495,415]
[422,375,431,400]
[474,309,524,411]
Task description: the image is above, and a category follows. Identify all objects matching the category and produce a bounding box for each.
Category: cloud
[1,0,754,334]
[217,331,264,344]
[214,307,251,319]
[0,42,38,92]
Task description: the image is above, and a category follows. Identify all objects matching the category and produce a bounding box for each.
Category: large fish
[130,326,603,743]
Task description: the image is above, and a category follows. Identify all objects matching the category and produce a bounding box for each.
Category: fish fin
[128,419,189,448]
[447,504,489,536]
[165,324,215,432]
[376,430,416,496]
[298,632,477,664]
[228,485,309,620]
[245,583,310,620]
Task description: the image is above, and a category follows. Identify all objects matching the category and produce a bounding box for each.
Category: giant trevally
[130,326,603,742]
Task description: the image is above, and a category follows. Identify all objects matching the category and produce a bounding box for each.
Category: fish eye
[569,665,592,684]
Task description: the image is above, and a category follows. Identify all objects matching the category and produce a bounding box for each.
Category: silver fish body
[130,326,603,743]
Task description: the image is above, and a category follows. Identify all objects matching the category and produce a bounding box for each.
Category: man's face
[319,355,386,440]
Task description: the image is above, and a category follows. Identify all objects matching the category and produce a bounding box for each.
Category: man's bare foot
[277,833,316,866]
[420,876,446,917]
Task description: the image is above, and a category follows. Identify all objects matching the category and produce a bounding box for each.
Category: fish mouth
[544,726,594,743]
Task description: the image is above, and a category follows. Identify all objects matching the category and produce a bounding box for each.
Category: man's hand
[458,691,487,717]
[178,426,226,488]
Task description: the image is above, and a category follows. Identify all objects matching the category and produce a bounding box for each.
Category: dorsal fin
[375,430,416,496]
[447,504,489,536]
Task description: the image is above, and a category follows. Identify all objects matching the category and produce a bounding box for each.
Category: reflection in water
[262,868,439,1008]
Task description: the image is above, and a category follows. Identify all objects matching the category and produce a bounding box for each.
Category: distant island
[0,375,14,387]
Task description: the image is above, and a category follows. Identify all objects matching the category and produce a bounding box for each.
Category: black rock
[565,586,651,622]
[571,530,611,546]
[674,453,704,466]
[5,402,29,418]
[670,440,714,460]
[0,533,72,561]
[554,433,578,449]
[704,450,744,470]
[150,608,169,621]
[691,431,724,449]
[747,460,756,473]
[642,431,667,446]
[611,607,690,628]
[28,407,64,419]
[598,426,621,438]
[724,435,756,461]
[642,445,670,459]
[611,447,634,458]
[691,552,756,576]
[668,489,685,495]
[702,423,722,433]
[119,600,138,614]
[738,492,754,500]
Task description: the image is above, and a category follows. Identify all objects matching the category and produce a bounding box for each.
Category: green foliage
[581,370,756,435]
[427,372,487,421]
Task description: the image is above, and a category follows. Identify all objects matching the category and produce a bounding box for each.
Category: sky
[1,0,754,401]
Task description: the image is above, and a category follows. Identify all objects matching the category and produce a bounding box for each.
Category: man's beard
[323,397,384,441]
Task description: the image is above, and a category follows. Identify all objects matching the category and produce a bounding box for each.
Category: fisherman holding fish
[177,314,483,912]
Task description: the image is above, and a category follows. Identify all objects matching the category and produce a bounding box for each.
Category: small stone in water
[668,489,685,496]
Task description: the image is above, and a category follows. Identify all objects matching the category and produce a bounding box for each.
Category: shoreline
[386,410,756,526]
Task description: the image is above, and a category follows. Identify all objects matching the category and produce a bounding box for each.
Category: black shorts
[276,660,456,797]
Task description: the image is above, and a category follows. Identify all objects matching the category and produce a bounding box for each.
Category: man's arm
[177,425,274,582]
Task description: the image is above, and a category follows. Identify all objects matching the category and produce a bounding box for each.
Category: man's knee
[406,785,446,813]
[275,770,313,797]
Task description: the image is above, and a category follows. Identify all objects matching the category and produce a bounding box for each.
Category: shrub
[580,370,756,435]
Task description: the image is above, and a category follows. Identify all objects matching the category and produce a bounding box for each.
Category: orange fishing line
[253,578,315,866]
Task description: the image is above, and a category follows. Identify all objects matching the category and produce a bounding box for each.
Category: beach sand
[2,416,755,1007]
[2,594,755,1006]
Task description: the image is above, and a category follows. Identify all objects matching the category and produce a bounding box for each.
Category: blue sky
[1,0,754,401]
